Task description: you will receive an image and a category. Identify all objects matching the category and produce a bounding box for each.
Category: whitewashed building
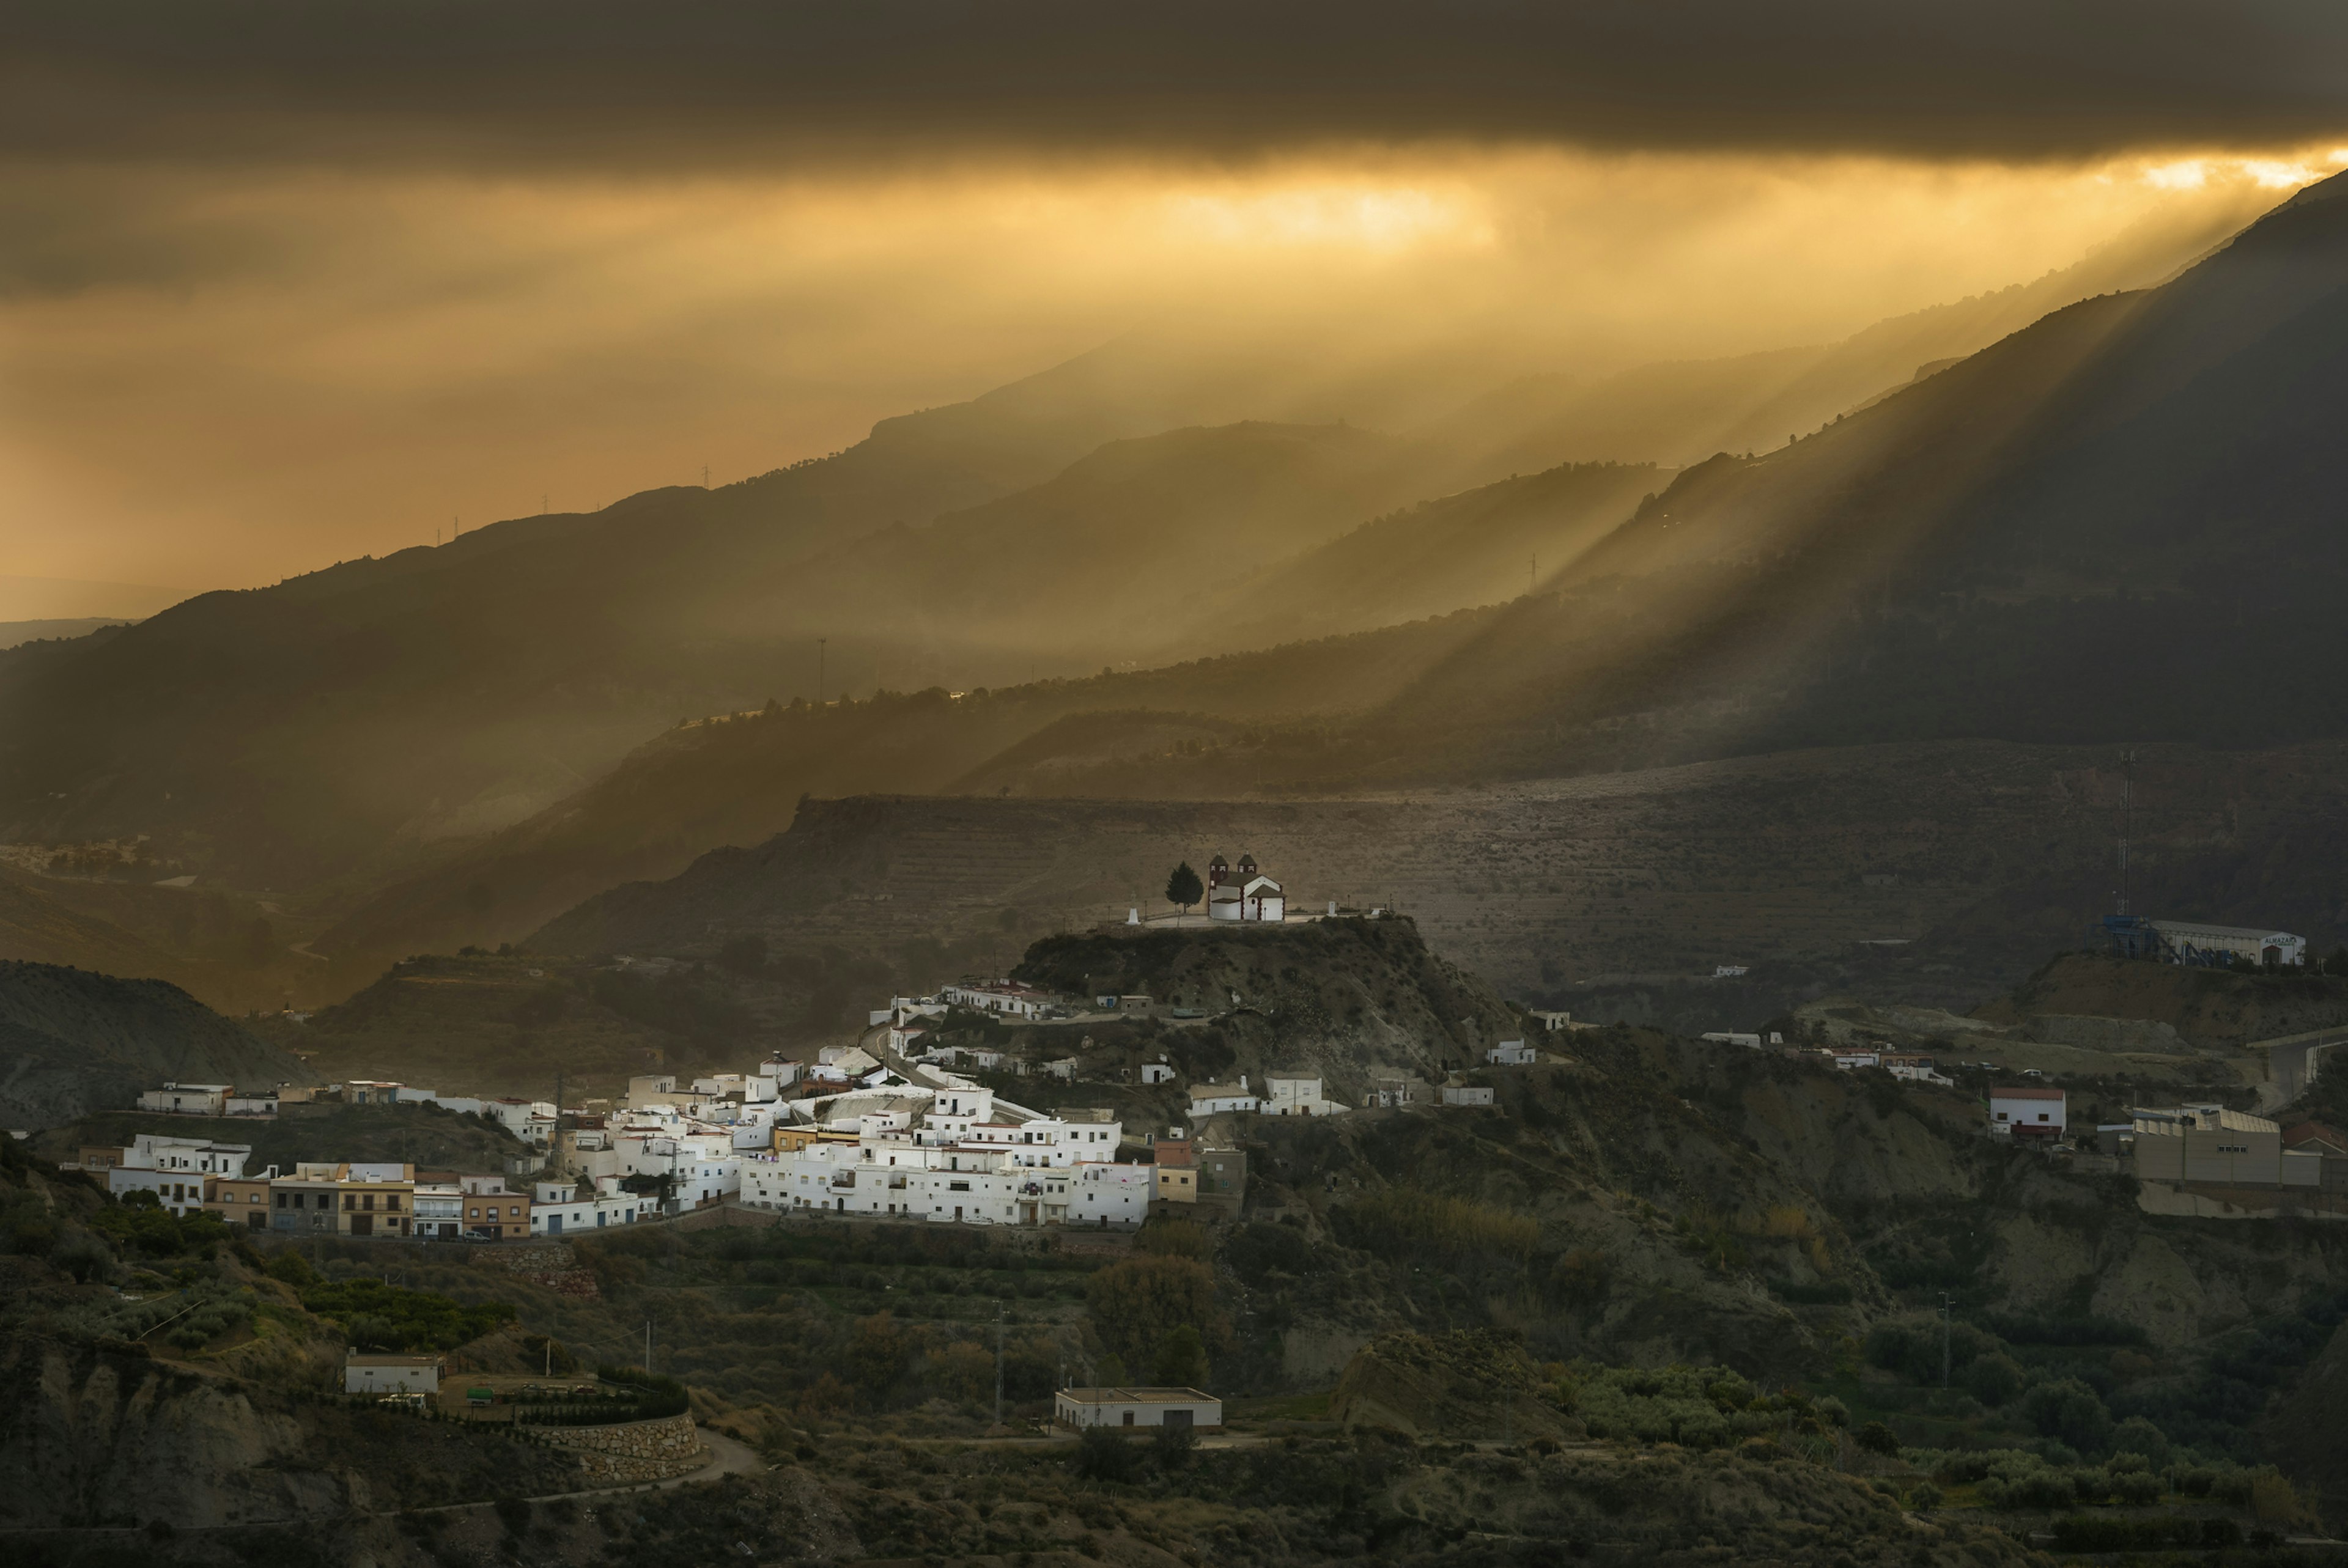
[135,1083,231,1116]
[1055,1387,1221,1429]
[1206,853,1285,922]
[1189,1077,1260,1117]
[345,1353,443,1396]
[1263,1073,1348,1116]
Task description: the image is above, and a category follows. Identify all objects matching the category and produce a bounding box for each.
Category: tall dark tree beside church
[1165,861,1204,915]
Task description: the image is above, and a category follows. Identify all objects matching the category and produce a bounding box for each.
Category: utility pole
[2116,749,2138,918]
[701,462,709,488]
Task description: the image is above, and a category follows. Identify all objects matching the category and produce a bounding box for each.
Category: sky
[4,2,2346,611]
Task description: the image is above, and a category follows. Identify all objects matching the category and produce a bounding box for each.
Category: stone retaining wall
[533,1413,707,1485]
[495,1243,602,1298]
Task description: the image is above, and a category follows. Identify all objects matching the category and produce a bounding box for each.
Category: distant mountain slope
[1421,192,2265,479]
[744,421,1464,660]
[0,960,306,1128]
[1189,460,1662,652]
[0,866,181,981]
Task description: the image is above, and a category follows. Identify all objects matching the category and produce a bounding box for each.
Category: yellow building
[204,1172,276,1232]
[337,1162,418,1238]
[1154,1142,1198,1203]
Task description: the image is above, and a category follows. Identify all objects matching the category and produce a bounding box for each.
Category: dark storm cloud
[7,0,2347,168]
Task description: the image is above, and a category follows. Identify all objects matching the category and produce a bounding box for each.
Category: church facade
[1206,853,1285,922]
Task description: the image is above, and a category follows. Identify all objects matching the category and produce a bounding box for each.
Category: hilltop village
[90,888,2348,1247]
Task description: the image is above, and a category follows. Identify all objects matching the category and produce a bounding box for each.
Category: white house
[135,1083,231,1116]
[529,1179,644,1235]
[1441,1084,1495,1107]
[1486,1040,1538,1066]
[1206,853,1285,922]
[1188,1076,1259,1117]
[942,981,1056,1019]
[1055,1387,1221,1429]
[111,1133,255,1215]
[1068,1161,1154,1226]
[1263,1073,1347,1116]
[344,1352,443,1396]
[411,1181,464,1239]
[1140,1061,1176,1086]
[223,1091,282,1116]
[1989,1086,2066,1139]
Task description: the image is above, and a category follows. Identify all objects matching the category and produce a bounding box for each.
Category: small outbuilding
[1055,1386,1222,1429]
[344,1352,444,1396]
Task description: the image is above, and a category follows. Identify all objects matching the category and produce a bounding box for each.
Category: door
[351,1213,373,1237]
[547,1214,563,1234]
[1165,1408,1193,1427]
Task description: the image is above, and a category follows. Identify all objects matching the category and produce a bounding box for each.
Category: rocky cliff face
[0,1339,348,1529]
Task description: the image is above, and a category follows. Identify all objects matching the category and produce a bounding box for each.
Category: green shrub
[2022,1377,2111,1454]
[1965,1352,2023,1407]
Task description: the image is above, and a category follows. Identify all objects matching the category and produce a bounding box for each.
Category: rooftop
[1991,1086,2066,1100]
[1057,1386,1215,1403]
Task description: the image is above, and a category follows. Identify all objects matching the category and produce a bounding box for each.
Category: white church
[1206,853,1285,922]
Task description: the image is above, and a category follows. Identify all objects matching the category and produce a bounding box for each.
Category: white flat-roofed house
[1263,1072,1348,1116]
[1188,1076,1259,1117]
[136,1083,231,1116]
[942,981,1055,1019]
[1068,1161,1153,1227]
[345,1352,443,1396]
[1055,1387,1221,1429]
[1989,1086,2066,1139]
[1441,1084,1495,1106]
[1486,1040,1538,1066]
[1140,1061,1176,1085]
[1825,1047,1880,1070]
[530,1179,643,1235]
[412,1180,464,1239]
[223,1091,279,1117]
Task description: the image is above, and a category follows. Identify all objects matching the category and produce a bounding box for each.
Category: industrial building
[2130,1106,2323,1187]
[2100,916,2306,968]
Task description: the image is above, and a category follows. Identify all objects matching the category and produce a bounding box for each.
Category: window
[386,1195,401,1211]
[276,1193,288,1209]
